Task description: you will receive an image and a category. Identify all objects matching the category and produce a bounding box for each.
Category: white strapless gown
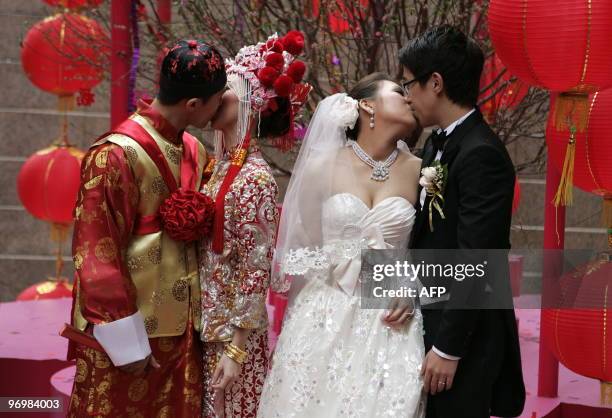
[258,193,426,418]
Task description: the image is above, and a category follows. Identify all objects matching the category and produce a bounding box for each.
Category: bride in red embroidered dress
[197,31,311,418]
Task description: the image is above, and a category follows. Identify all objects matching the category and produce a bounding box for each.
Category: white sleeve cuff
[432,346,461,361]
[93,311,152,366]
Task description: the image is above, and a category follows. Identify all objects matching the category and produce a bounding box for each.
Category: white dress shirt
[419,108,475,361]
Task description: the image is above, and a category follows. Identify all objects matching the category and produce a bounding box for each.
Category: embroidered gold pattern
[75,358,88,383]
[172,279,188,302]
[124,145,138,166]
[95,149,108,169]
[144,315,159,334]
[94,238,117,263]
[84,175,102,190]
[148,246,162,264]
[151,176,169,195]
[127,378,148,402]
[165,145,181,165]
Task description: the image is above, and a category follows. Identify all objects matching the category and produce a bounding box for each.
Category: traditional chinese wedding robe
[199,143,279,418]
[67,100,207,417]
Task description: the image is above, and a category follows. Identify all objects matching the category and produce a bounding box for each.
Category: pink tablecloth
[0,298,73,417]
[0,298,72,360]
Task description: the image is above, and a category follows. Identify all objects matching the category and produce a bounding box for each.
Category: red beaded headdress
[209,31,311,254]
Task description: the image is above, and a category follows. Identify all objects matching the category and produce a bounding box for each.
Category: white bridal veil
[271,93,411,296]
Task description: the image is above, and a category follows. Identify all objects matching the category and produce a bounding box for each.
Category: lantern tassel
[553,92,589,133]
[50,223,70,281]
[553,126,576,207]
[601,381,612,406]
[57,95,74,146]
[57,95,75,113]
[50,223,69,243]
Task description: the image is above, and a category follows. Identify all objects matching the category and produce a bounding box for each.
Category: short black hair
[399,25,484,107]
[158,39,227,105]
[258,97,291,138]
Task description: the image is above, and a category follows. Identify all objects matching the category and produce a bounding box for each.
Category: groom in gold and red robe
[66,39,226,417]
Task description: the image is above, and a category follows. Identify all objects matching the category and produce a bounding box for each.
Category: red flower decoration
[159,189,215,242]
[266,38,285,53]
[281,30,305,56]
[273,74,294,97]
[287,60,306,83]
[257,66,280,88]
[265,52,285,71]
[76,88,95,106]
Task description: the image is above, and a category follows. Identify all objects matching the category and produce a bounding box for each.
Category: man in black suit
[399,26,525,418]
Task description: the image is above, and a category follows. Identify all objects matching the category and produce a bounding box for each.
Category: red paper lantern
[490,1,612,208]
[479,53,528,123]
[42,0,103,8]
[541,257,612,402]
[310,0,369,34]
[17,278,73,301]
[21,13,107,97]
[489,0,612,94]
[17,145,84,225]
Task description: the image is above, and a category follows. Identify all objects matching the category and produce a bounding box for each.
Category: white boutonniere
[419,161,448,231]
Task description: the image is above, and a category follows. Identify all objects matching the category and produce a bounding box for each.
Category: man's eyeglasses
[401,73,431,93]
[401,78,419,93]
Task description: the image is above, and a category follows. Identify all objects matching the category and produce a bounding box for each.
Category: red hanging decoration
[489,0,612,94]
[541,256,612,404]
[489,0,612,206]
[479,53,528,123]
[310,0,369,34]
[546,91,612,246]
[547,92,612,197]
[42,0,103,8]
[212,129,252,254]
[21,12,107,97]
[76,88,95,106]
[17,145,84,225]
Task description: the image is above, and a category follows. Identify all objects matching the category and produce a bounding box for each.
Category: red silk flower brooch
[159,189,215,242]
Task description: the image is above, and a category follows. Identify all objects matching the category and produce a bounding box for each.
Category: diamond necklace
[348,140,398,182]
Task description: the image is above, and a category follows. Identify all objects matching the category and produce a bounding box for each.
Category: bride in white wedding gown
[258,73,426,418]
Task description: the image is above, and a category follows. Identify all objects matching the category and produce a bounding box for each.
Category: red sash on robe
[211,130,252,254]
[105,119,201,235]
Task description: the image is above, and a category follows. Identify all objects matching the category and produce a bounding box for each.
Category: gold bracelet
[224,348,245,364]
[227,343,247,361]
[224,343,247,364]
[227,342,247,357]
[224,349,246,364]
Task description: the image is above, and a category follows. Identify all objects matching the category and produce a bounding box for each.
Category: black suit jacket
[410,110,525,417]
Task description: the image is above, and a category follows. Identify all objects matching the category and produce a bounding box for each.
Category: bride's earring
[369,111,375,129]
